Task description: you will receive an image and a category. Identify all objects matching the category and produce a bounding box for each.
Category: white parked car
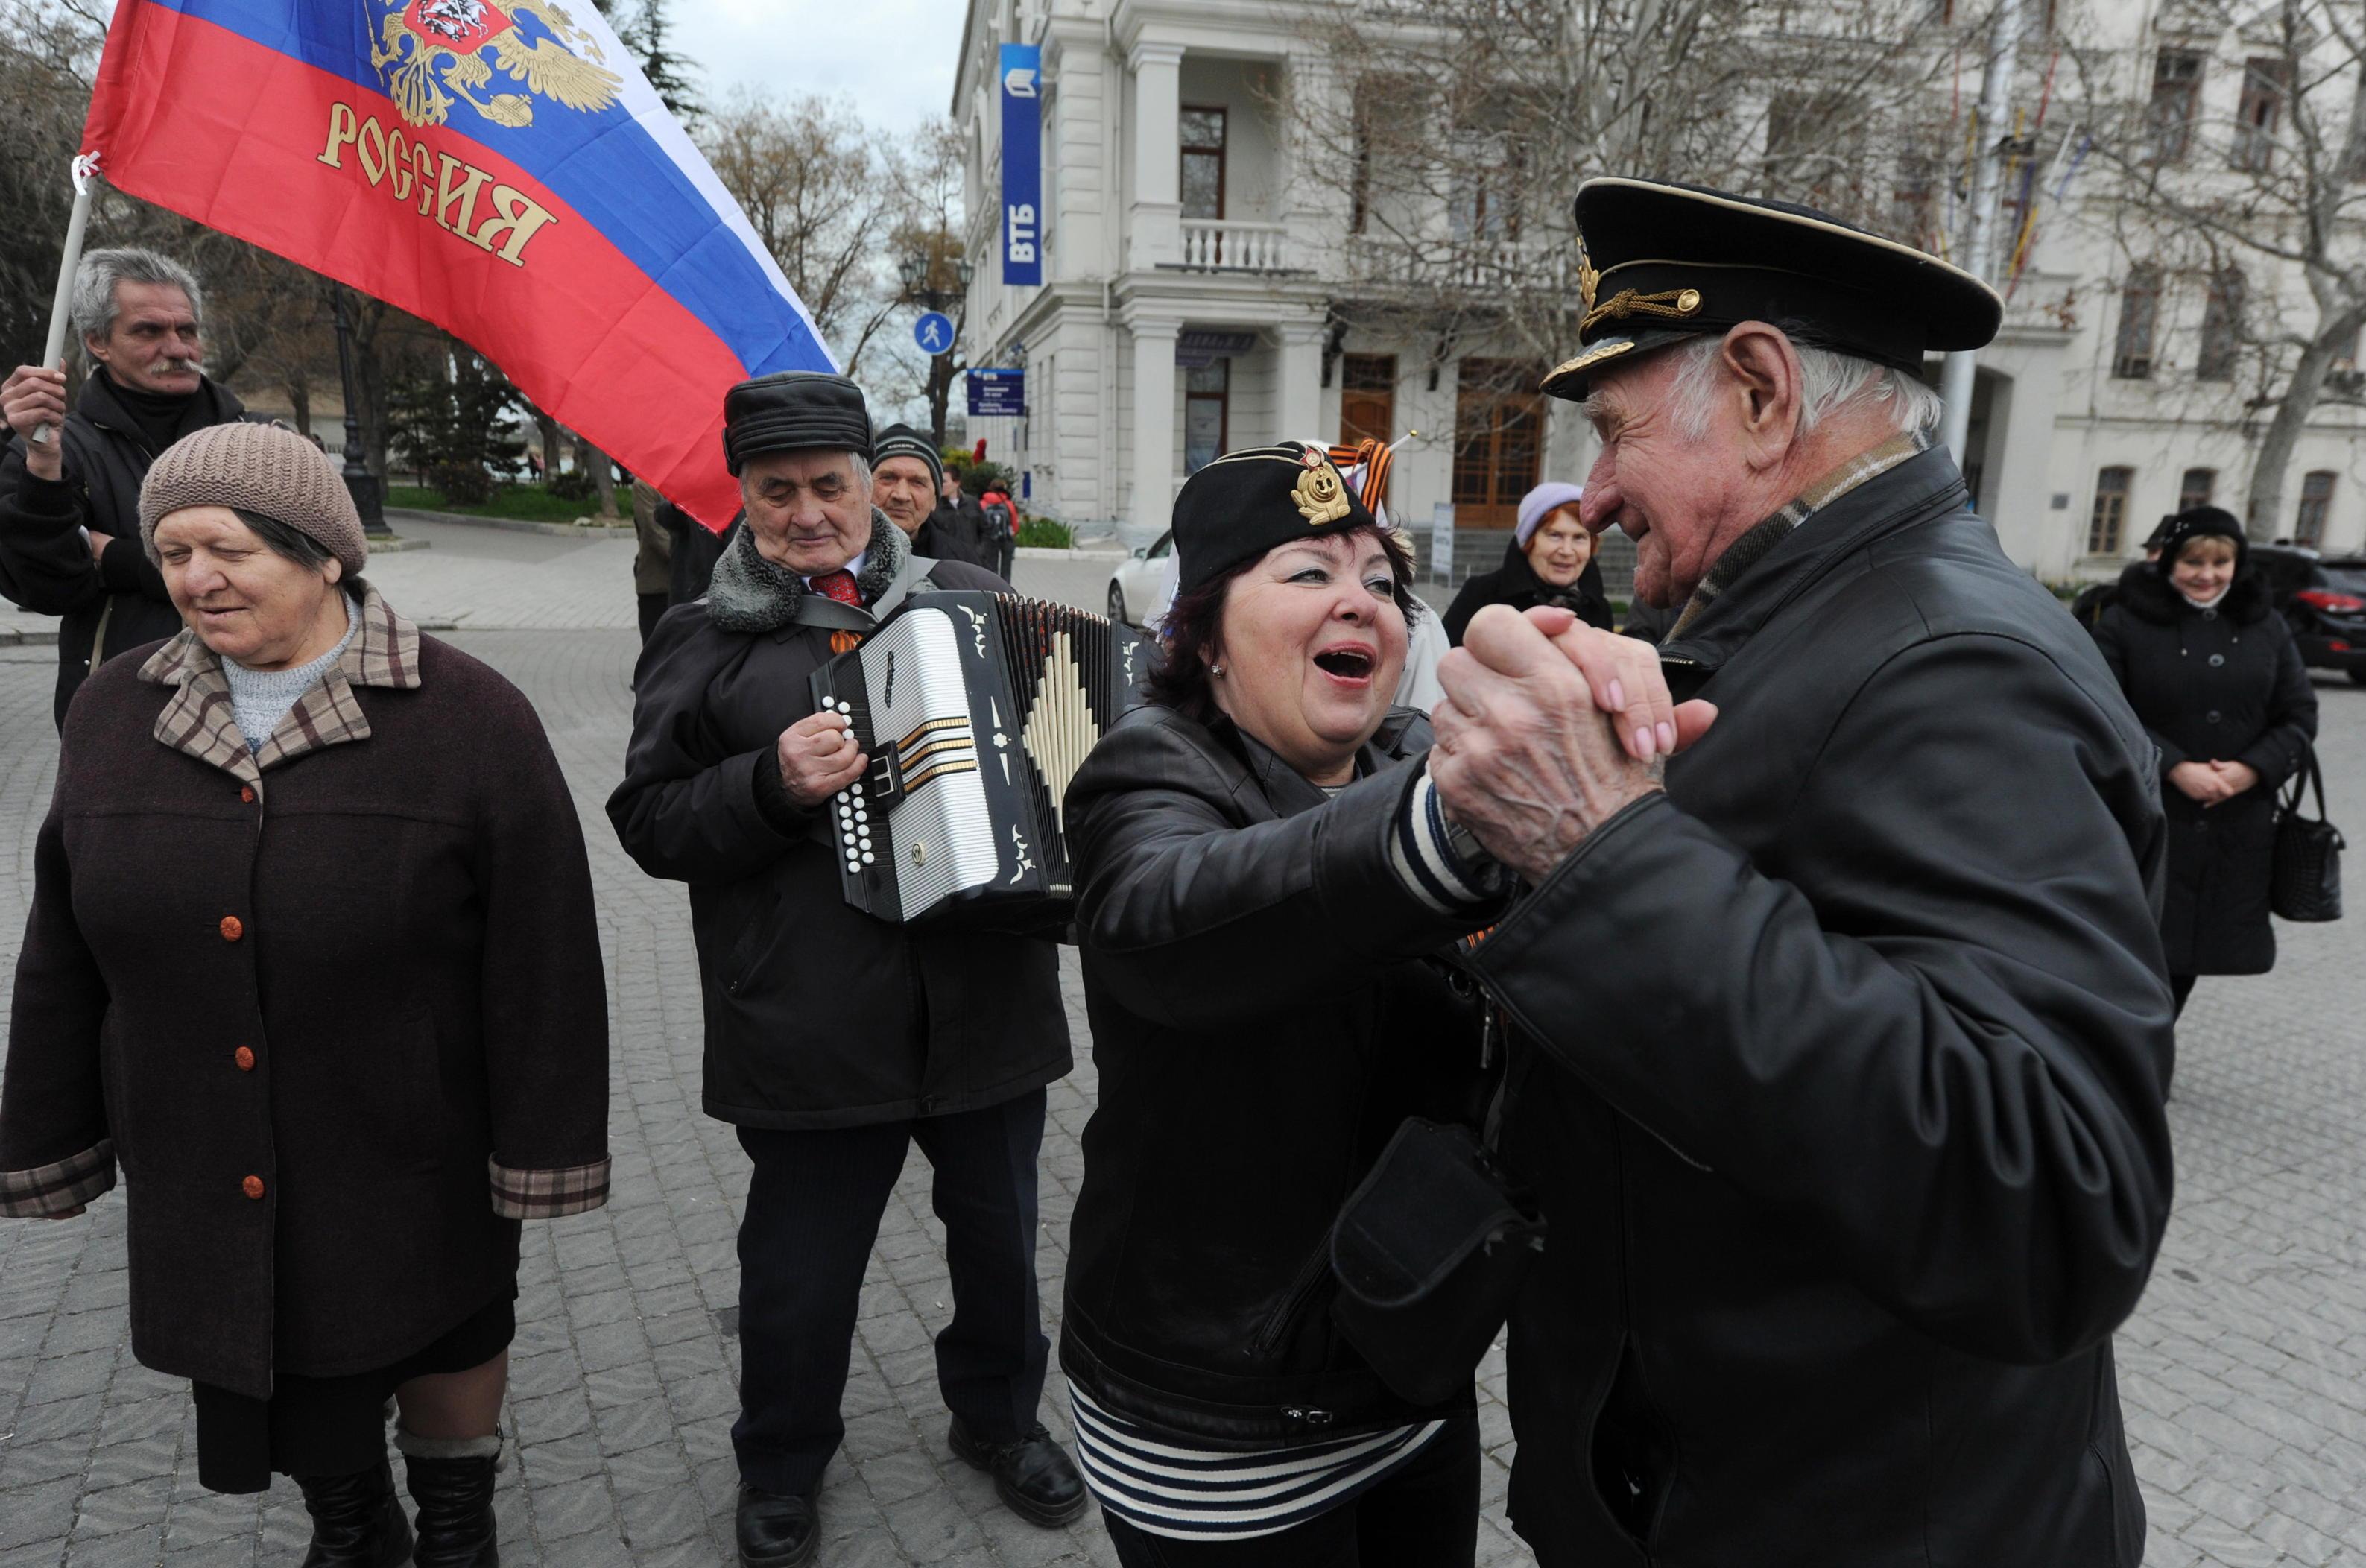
[1107,530,1174,628]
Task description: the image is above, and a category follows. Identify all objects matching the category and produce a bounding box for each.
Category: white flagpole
[31,155,100,448]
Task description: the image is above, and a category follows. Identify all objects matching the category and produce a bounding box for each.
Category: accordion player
[809,591,1151,923]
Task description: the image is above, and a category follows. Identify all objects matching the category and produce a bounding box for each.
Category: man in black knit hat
[871,421,991,569]
[611,372,1085,1567]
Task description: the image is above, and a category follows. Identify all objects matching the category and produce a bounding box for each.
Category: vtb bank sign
[1001,44,1042,288]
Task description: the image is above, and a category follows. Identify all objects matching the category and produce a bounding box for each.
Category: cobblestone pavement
[0,536,2361,1567]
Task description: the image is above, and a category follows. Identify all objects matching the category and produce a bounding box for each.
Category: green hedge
[1015,517,1074,549]
[385,484,615,524]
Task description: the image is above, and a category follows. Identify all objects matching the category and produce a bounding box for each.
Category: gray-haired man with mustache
[0,247,256,727]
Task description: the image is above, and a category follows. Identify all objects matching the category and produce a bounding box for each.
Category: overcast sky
[669,0,972,135]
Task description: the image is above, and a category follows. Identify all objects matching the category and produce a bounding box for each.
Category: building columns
[1131,317,1180,532]
[1129,41,1184,270]
[1274,323,1326,446]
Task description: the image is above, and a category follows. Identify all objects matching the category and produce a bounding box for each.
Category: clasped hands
[2167,758,2259,808]
[1432,604,1718,883]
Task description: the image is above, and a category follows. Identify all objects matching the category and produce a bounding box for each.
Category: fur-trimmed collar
[706,508,909,633]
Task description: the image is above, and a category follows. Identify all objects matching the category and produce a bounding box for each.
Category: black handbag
[2271,745,2344,922]
[1328,1052,1546,1408]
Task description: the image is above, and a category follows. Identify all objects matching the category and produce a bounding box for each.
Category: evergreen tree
[591,0,701,123]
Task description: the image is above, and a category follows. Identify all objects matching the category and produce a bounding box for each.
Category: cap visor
[1540,329,1707,402]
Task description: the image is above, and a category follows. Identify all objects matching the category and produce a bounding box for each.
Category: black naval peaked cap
[723,370,873,475]
[1540,177,2005,402]
[1172,442,1380,595]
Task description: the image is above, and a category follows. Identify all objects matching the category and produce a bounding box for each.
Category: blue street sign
[967,369,1025,418]
[914,312,955,356]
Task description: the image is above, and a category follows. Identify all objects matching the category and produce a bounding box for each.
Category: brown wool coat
[0,589,610,1399]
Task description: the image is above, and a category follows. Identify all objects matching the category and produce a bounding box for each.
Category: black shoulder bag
[1327,1008,1546,1408]
[2271,745,2343,922]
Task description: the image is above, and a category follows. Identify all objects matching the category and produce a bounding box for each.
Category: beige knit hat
[139,422,368,576]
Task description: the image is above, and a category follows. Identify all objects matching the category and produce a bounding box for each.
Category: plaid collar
[1666,430,1929,642]
[139,586,422,789]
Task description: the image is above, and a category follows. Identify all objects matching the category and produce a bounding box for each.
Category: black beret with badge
[722,370,874,474]
[1541,177,2005,402]
[1171,441,1379,595]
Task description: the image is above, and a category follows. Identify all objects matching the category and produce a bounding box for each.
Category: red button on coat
[219,916,243,942]
[234,1047,256,1072]
[238,785,255,803]
[241,1175,265,1200]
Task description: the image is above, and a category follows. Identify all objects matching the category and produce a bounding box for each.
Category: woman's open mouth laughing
[1312,643,1376,684]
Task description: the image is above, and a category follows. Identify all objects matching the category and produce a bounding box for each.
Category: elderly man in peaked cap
[1429,180,2176,1565]
[609,372,1086,1567]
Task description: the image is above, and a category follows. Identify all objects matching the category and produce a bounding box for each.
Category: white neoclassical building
[949,0,2366,583]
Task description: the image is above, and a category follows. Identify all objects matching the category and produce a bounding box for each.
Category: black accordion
[808,591,1152,923]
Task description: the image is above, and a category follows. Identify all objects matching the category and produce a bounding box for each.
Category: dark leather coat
[2090,568,2316,975]
[1471,447,2176,1567]
[1441,538,1614,646]
[608,556,1071,1128]
[1060,705,1493,1447]
[0,371,248,727]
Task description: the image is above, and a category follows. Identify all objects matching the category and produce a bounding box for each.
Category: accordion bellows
[810,592,1151,923]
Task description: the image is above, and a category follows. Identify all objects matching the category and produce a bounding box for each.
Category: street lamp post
[902,250,973,448]
[332,286,389,539]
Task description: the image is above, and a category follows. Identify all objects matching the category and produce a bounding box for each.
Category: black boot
[949,1417,1089,1527]
[294,1458,414,1568]
[398,1429,502,1568]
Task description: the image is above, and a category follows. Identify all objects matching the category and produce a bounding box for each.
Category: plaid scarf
[1666,431,1928,642]
[139,585,421,795]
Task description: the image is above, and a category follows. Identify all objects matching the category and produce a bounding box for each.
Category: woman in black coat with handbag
[1060,445,1514,1564]
[2091,507,2318,1014]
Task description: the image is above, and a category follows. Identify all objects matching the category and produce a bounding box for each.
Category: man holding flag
[65,0,840,536]
[0,248,250,727]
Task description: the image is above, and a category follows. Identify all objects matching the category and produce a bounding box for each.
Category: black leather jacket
[1474,447,2176,1566]
[1060,704,1495,1447]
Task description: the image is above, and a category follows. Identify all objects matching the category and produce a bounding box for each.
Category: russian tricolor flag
[82,0,837,531]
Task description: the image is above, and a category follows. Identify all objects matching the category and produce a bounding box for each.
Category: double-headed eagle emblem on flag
[372,0,624,130]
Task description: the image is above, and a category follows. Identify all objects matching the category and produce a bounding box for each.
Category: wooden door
[1452,359,1544,527]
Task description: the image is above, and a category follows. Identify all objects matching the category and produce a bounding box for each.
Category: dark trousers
[1101,1416,1480,1568]
[733,1090,1051,1495]
[996,538,1016,581]
[636,591,667,644]
[2170,972,2198,1017]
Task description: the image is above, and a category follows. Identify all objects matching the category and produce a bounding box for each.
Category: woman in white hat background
[1441,481,1613,646]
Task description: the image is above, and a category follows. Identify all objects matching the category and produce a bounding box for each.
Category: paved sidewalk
[0,534,2361,1567]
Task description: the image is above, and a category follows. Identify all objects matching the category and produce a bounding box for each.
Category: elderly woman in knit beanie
[1440,480,1615,645]
[0,422,611,1567]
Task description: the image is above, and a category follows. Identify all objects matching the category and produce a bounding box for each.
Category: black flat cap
[1172,442,1379,595]
[723,370,873,475]
[870,423,944,492]
[1541,177,2003,401]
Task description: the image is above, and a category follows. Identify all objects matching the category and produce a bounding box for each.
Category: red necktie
[812,569,862,607]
